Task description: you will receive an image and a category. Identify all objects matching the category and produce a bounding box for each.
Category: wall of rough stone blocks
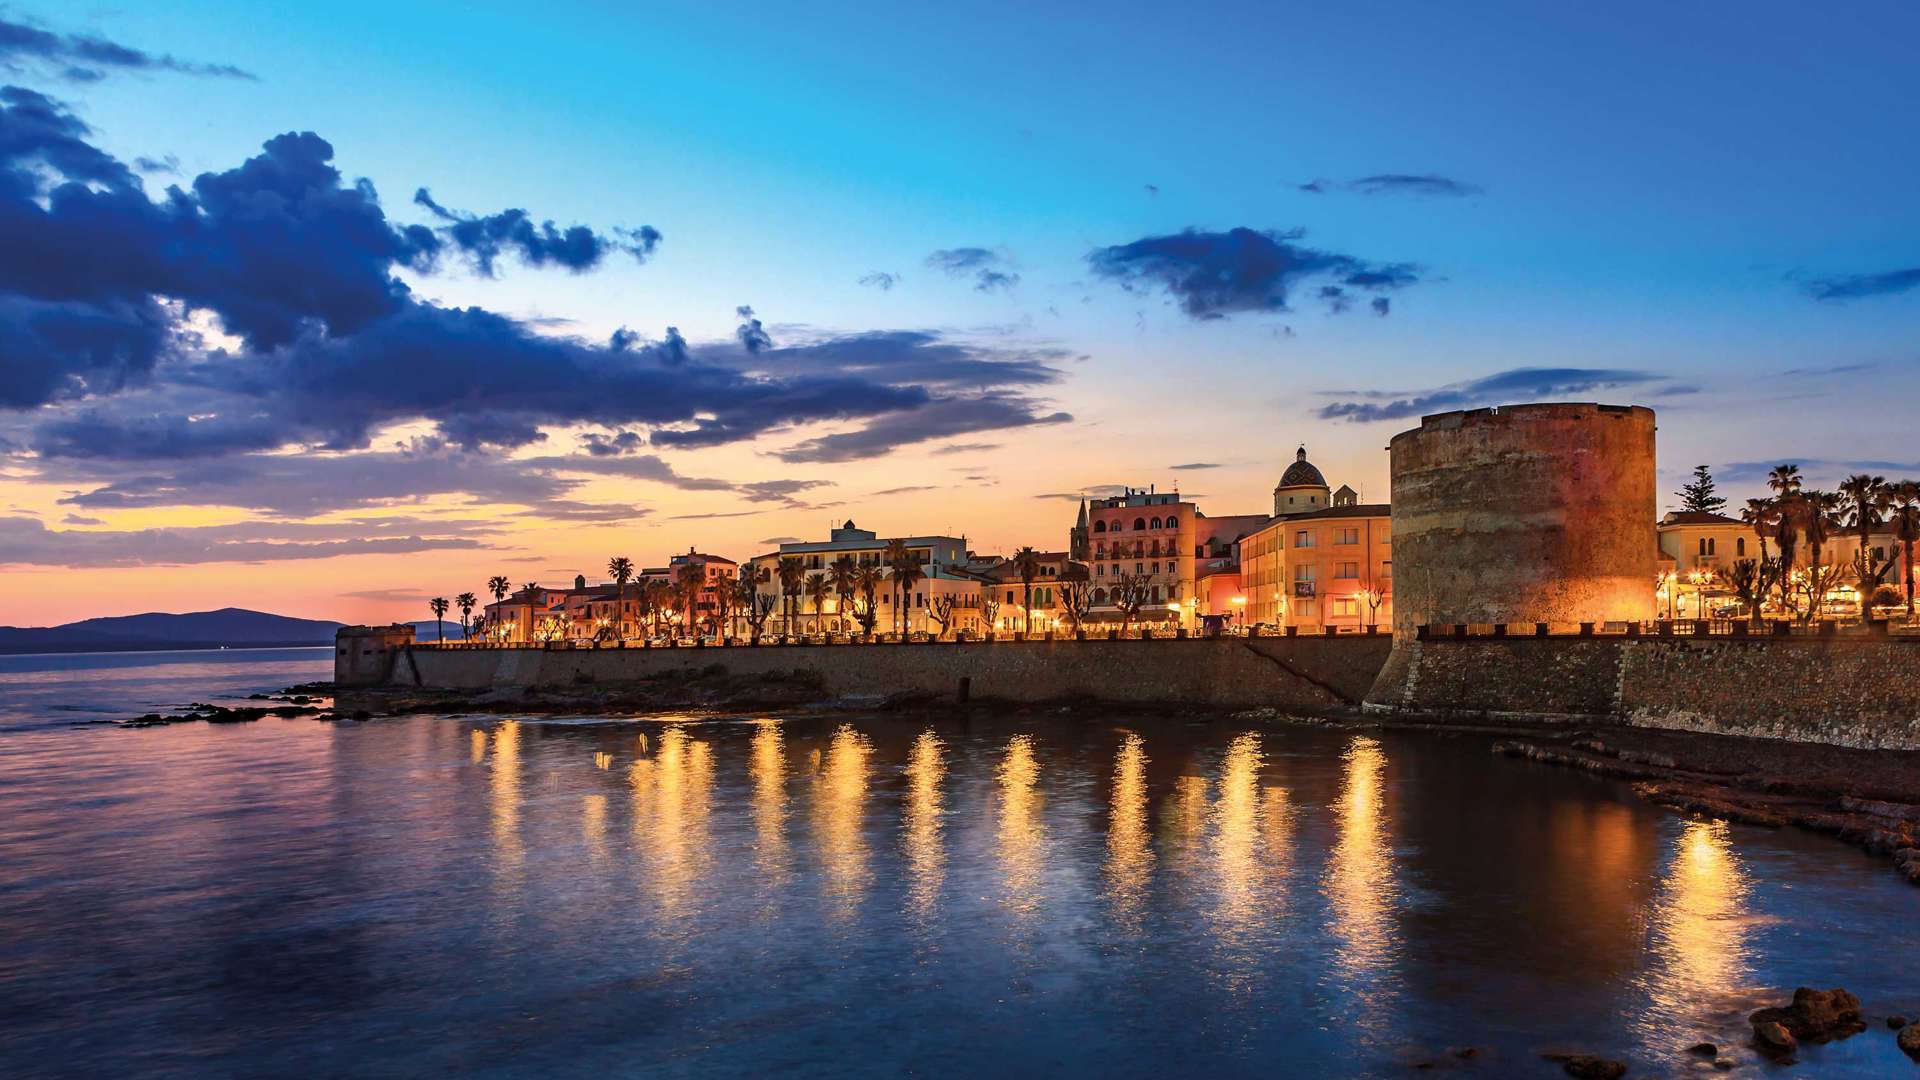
[384,636,1396,710]
[1365,635,1920,749]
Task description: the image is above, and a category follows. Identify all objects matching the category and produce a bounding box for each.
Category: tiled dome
[1277,446,1326,488]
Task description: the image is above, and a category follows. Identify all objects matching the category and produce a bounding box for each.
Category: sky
[0,1,1915,626]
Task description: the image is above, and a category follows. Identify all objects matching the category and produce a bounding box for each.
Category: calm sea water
[0,650,1915,1078]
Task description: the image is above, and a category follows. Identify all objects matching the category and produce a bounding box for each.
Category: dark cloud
[1371,297,1391,316]
[1315,367,1671,423]
[927,247,1020,293]
[511,501,647,523]
[0,515,485,568]
[870,485,936,495]
[728,329,1067,389]
[60,513,103,525]
[1032,484,1129,501]
[1169,462,1219,471]
[578,430,644,456]
[1299,174,1482,197]
[1087,227,1418,320]
[1144,183,1160,196]
[758,536,803,545]
[413,187,658,276]
[133,154,178,175]
[857,271,898,291]
[774,393,1070,464]
[0,16,256,81]
[1802,268,1920,302]
[669,510,763,521]
[932,442,1000,455]
[734,304,772,353]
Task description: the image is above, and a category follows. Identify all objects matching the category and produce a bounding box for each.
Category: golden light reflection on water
[749,720,788,885]
[814,724,872,918]
[582,793,607,863]
[1643,820,1752,1019]
[1324,735,1395,986]
[996,734,1045,919]
[1105,733,1154,931]
[903,729,945,922]
[1210,733,1263,938]
[469,729,486,764]
[489,722,522,877]
[630,725,714,925]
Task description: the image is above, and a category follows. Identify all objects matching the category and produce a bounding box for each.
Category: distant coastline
[0,640,335,657]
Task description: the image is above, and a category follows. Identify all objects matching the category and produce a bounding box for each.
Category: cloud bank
[1087,227,1418,320]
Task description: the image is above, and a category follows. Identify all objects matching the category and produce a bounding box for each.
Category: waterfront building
[747,521,987,636]
[981,550,1083,633]
[1236,448,1393,631]
[1080,486,1265,629]
[1656,509,1914,620]
[482,585,569,642]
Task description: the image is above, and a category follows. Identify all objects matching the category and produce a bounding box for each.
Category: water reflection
[1324,736,1396,997]
[470,728,486,764]
[489,722,523,880]
[815,724,872,918]
[1642,820,1752,1026]
[633,725,714,927]
[901,729,946,923]
[1105,733,1154,932]
[996,734,1045,920]
[582,793,608,864]
[750,721,789,887]
[1211,733,1263,932]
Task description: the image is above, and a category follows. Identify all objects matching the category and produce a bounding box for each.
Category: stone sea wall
[382,635,1395,711]
[1365,635,1920,750]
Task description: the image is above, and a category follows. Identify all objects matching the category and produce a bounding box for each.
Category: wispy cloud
[1316,367,1674,423]
[1802,268,1920,302]
[927,247,1020,293]
[1169,462,1219,471]
[0,15,256,82]
[1299,174,1483,197]
[857,271,898,291]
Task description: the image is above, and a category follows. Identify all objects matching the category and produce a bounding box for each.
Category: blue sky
[0,1,1915,621]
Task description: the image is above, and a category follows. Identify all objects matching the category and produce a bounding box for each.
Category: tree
[1840,474,1892,623]
[734,575,770,643]
[1356,586,1386,626]
[883,538,911,633]
[1111,572,1150,636]
[891,551,927,637]
[675,561,705,635]
[805,572,832,635]
[1012,546,1042,633]
[829,554,858,633]
[1894,481,1920,624]
[428,596,449,642]
[853,564,883,635]
[1772,496,1800,618]
[1796,490,1843,621]
[455,592,477,641]
[1060,577,1093,634]
[1767,464,1802,499]
[777,556,805,637]
[928,593,957,638]
[1740,498,1777,565]
[712,572,738,639]
[487,576,511,603]
[607,557,635,637]
[1676,465,1726,514]
[645,579,673,636]
[1719,558,1772,627]
[981,596,1002,633]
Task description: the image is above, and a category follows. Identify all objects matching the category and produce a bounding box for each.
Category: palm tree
[455,592,477,641]
[1839,474,1890,623]
[1771,497,1800,618]
[675,561,705,635]
[777,556,805,636]
[1740,498,1776,564]
[891,551,926,636]
[487,575,511,603]
[1800,489,1842,620]
[853,563,884,635]
[829,555,858,633]
[428,596,449,642]
[1894,481,1920,624]
[1012,546,1042,633]
[805,572,832,635]
[645,578,673,636]
[607,557,635,637]
[883,539,910,633]
[1767,463,1802,499]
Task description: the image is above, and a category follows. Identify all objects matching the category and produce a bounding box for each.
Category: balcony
[1293,582,1316,597]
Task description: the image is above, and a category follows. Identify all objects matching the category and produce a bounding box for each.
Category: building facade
[1236,449,1394,631]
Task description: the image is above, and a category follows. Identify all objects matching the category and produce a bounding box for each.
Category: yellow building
[1236,449,1393,631]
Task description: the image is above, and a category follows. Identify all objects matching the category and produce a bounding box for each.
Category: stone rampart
[1365,632,1920,749]
[377,635,1394,710]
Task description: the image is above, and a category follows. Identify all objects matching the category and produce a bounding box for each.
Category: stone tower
[1069,497,1090,560]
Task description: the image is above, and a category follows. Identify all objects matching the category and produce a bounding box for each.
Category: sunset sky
[1,2,1916,626]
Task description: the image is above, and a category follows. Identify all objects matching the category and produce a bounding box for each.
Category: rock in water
[1753,1021,1796,1057]
[1899,1022,1920,1061]
[1686,1041,1717,1057]
[1553,1055,1626,1080]
[1749,987,1866,1044]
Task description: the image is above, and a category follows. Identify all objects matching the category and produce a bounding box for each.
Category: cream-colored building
[747,521,990,636]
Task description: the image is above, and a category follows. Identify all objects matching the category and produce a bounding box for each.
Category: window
[1094,520,1106,533]
[1149,586,1161,602]
[1332,597,1357,617]
[1093,588,1107,605]
[1335,527,1360,545]
[1736,538,1746,557]
[1150,516,1162,529]
[1135,562,1144,574]
[1381,560,1391,578]
[1006,590,1015,603]
[1097,563,1105,577]
[1698,537,1715,556]
[1294,530,1314,548]
[1133,517,1146,530]
[1294,564,1316,581]
[1336,561,1359,579]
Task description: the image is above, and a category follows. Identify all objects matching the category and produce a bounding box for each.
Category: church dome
[1277,446,1326,489]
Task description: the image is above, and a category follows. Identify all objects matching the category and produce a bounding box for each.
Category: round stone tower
[1384,402,1656,638]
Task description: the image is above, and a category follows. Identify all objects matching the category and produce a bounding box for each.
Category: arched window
[1093,520,1106,533]
[1737,537,1746,557]
[1093,588,1108,605]
[1149,586,1161,602]
[1150,516,1162,529]
[1133,517,1146,530]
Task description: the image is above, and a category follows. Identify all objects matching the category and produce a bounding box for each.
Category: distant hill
[409,619,472,642]
[0,607,344,654]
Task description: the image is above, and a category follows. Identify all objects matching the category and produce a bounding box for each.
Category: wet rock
[1900,1023,1920,1061]
[1750,986,1866,1045]
[1893,848,1920,884]
[1753,1021,1795,1057]
[1546,1055,1625,1080]
[1889,1015,1908,1029]
[1686,1041,1717,1057]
